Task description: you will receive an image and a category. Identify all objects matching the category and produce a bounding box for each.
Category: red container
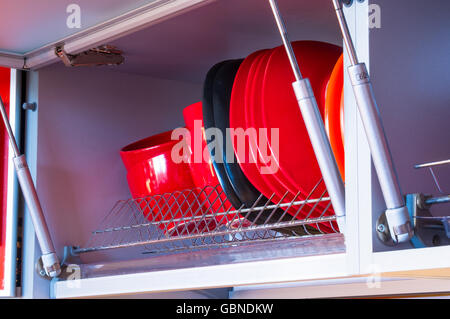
[120,130,211,235]
[183,102,237,227]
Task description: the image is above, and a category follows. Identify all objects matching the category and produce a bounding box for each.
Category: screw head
[377,224,386,233]
[342,0,353,6]
[22,102,37,111]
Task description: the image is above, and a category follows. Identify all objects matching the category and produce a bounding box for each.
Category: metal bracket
[376,207,413,246]
[37,246,82,281]
[22,102,37,111]
[55,45,125,67]
[382,206,413,245]
[36,257,66,280]
[377,193,450,246]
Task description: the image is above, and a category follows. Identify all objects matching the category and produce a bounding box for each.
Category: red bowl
[120,130,212,235]
[183,102,237,226]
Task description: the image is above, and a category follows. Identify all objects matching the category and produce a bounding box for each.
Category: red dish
[246,46,332,232]
[251,48,303,196]
[183,102,236,227]
[182,102,218,188]
[120,130,208,235]
[259,41,341,231]
[325,54,345,181]
[230,44,340,232]
[248,49,297,192]
[230,50,273,199]
[231,50,322,233]
[246,49,319,221]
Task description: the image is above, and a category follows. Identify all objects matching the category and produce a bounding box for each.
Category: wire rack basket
[73,179,339,257]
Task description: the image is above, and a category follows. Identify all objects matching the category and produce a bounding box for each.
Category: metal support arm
[269,0,346,233]
[0,96,61,277]
[332,0,412,244]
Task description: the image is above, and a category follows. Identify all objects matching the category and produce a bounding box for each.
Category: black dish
[212,59,259,206]
[202,60,243,210]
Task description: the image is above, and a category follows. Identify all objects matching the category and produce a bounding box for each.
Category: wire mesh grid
[74,179,339,256]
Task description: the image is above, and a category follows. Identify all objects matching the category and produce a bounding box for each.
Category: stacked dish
[210,41,343,232]
[121,40,344,235]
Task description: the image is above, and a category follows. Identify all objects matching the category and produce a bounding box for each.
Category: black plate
[212,59,259,207]
[203,60,243,209]
[211,60,319,235]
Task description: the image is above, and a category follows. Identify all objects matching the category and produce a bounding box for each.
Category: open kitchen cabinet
[0,0,448,298]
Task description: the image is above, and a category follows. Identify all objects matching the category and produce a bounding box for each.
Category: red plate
[246,50,308,216]
[251,47,334,232]
[230,49,272,198]
[243,51,279,199]
[325,54,345,181]
[249,49,300,194]
[259,41,341,230]
[245,50,316,222]
[232,50,321,234]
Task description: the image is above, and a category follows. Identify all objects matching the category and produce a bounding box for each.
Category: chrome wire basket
[73,179,339,256]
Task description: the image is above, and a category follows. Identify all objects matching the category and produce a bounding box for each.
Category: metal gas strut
[332,0,413,244]
[0,96,61,277]
[268,0,346,233]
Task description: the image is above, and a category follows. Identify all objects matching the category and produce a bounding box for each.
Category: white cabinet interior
[6,0,449,298]
[33,0,345,265]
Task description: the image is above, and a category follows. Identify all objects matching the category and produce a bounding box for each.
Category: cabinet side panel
[370,0,450,251]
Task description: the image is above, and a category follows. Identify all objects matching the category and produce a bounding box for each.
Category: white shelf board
[372,246,450,274]
[52,253,349,298]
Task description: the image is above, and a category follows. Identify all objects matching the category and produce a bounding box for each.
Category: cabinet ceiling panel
[108,0,341,82]
[0,0,158,54]
[0,0,341,81]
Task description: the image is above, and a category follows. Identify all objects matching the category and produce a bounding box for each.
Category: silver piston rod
[268,0,346,233]
[332,0,412,244]
[0,96,61,277]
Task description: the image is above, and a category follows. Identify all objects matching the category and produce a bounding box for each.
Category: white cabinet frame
[357,0,450,277]
[3,0,448,298]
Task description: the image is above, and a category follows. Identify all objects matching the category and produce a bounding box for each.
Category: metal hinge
[55,45,125,67]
